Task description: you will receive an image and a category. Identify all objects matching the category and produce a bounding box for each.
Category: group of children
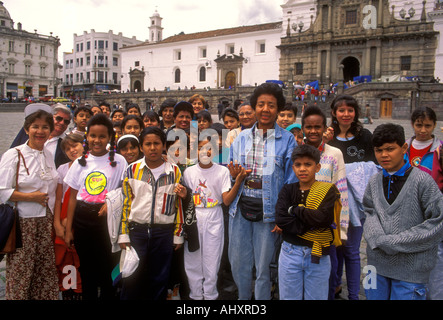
[53,94,443,301]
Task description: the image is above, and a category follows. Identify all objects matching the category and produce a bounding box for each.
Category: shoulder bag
[0,148,27,254]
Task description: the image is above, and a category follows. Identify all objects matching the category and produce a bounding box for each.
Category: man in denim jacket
[228,83,298,300]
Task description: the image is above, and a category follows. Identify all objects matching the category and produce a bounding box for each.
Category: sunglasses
[55,116,70,126]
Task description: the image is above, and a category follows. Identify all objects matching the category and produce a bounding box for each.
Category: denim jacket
[229,122,298,223]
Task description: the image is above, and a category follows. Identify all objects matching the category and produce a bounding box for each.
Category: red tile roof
[122,21,282,49]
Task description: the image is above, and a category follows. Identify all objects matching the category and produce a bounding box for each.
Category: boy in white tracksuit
[183,136,246,300]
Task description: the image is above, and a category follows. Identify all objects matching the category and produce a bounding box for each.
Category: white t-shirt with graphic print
[64,152,127,204]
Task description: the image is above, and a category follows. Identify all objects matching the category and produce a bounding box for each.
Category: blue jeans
[335,223,364,300]
[120,224,174,300]
[278,242,331,300]
[365,274,427,300]
[228,209,277,300]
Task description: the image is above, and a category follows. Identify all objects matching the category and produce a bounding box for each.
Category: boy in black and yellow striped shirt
[276,144,341,300]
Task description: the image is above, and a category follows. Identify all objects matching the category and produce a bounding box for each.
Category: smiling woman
[0,107,60,300]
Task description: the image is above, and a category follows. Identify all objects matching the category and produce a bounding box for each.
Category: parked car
[39,94,53,102]
[50,97,71,103]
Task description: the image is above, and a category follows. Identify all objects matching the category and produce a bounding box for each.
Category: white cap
[24,103,53,118]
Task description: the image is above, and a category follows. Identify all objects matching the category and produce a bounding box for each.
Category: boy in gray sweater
[363,123,443,300]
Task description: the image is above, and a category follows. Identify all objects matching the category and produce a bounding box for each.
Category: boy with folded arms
[363,123,443,300]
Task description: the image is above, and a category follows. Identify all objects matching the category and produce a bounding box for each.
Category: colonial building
[120,10,282,92]
[279,0,438,86]
[428,1,443,80]
[0,1,61,100]
[62,29,142,99]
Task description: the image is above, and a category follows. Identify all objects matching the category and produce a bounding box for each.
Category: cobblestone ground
[0,112,442,300]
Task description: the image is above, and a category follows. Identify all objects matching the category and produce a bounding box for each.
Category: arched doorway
[134,80,142,92]
[341,57,360,82]
[225,71,236,89]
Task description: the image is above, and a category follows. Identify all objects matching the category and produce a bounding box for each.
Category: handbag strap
[13,148,29,208]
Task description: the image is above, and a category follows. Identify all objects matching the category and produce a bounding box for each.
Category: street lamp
[399,8,406,19]
[292,20,304,41]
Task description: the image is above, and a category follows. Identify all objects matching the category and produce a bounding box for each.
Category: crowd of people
[0,84,442,301]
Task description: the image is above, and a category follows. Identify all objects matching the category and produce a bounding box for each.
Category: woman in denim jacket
[228,83,297,300]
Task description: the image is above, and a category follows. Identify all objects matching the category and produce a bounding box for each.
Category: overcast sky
[5,0,283,58]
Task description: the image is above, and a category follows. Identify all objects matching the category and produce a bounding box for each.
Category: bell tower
[149,9,163,43]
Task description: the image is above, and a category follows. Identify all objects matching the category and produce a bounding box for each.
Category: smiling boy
[363,123,443,300]
[277,103,297,129]
[301,105,349,299]
[118,126,190,300]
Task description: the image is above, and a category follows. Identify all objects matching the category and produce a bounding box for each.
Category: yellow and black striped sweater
[275,181,342,263]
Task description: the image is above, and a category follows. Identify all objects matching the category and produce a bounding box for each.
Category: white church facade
[120,11,282,92]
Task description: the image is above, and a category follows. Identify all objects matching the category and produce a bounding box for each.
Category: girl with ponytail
[63,113,128,299]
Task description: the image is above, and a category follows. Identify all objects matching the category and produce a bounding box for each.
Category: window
[25,64,31,76]
[8,41,14,52]
[98,55,105,67]
[113,57,118,66]
[97,71,104,83]
[25,43,31,54]
[226,44,235,55]
[40,63,47,78]
[76,44,79,52]
[86,56,90,66]
[256,41,266,54]
[80,58,83,66]
[86,72,90,83]
[39,85,48,96]
[80,43,83,51]
[174,49,182,61]
[135,61,140,67]
[199,47,207,58]
[401,56,411,71]
[113,42,119,51]
[76,59,79,67]
[175,69,181,83]
[40,46,46,56]
[87,41,90,50]
[295,62,304,75]
[260,43,266,53]
[346,10,357,25]
[113,72,118,84]
[199,66,206,82]
[65,60,70,69]
[98,40,104,49]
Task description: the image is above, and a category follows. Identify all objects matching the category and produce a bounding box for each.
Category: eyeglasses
[55,116,70,126]
[239,111,254,117]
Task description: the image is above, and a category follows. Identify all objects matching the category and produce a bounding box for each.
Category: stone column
[328,4,332,31]
[378,0,383,27]
[325,47,331,83]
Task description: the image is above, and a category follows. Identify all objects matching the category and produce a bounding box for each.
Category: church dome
[0,1,14,29]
